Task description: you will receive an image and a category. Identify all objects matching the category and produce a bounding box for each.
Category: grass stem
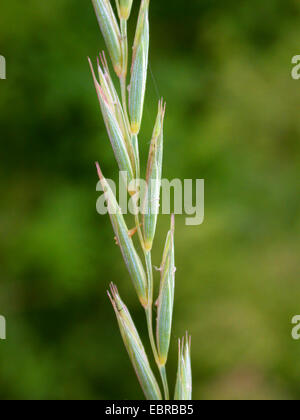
[159,365,170,401]
[145,252,170,400]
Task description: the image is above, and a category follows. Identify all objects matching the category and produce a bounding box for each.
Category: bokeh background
[0,0,300,400]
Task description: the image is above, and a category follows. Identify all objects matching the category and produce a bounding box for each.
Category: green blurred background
[0,0,300,400]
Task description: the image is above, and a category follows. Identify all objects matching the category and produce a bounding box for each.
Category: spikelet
[129,0,150,134]
[108,284,162,400]
[156,215,175,366]
[91,0,123,76]
[142,99,166,252]
[96,163,148,307]
[97,52,136,173]
[174,334,192,400]
[89,59,135,184]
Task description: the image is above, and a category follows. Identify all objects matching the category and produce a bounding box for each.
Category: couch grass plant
[89,0,192,400]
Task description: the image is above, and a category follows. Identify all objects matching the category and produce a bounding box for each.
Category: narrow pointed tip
[110,283,119,299]
[171,214,175,231]
[88,57,98,84]
[158,98,166,121]
[95,162,103,180]
[158,98,164,112]
[97,54,106,76]
[100,51,109,71]
[107,290,116,308]
[178,338,181,355]
[181,337,184,353]
[87,57,94,73]
[99,52,105,69]
[87,56,93,68]
[163,101,167,118]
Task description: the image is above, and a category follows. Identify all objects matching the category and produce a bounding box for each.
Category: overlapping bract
[108,284,162,400]
[96,163,148,307]
[174,335,192,400]
[115,0,133,20]
[92,0,123,76]
[156,215,175,366]
[129,0,149,134]
[143,100,165,252]
[89,59,135,184]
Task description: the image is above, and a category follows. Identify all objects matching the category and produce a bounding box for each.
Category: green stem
[145,306,159,365]
[145,307,170,400]
[131,134,140,181]
[145,252,170,401]
[145,251,153,306]
[159,365,170,401]
[120,76,130,131]
[135,214,144,250]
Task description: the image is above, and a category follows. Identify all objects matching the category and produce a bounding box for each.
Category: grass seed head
[90,0,192,401]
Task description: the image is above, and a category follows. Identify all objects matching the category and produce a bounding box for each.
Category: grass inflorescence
[89,0,192,400]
